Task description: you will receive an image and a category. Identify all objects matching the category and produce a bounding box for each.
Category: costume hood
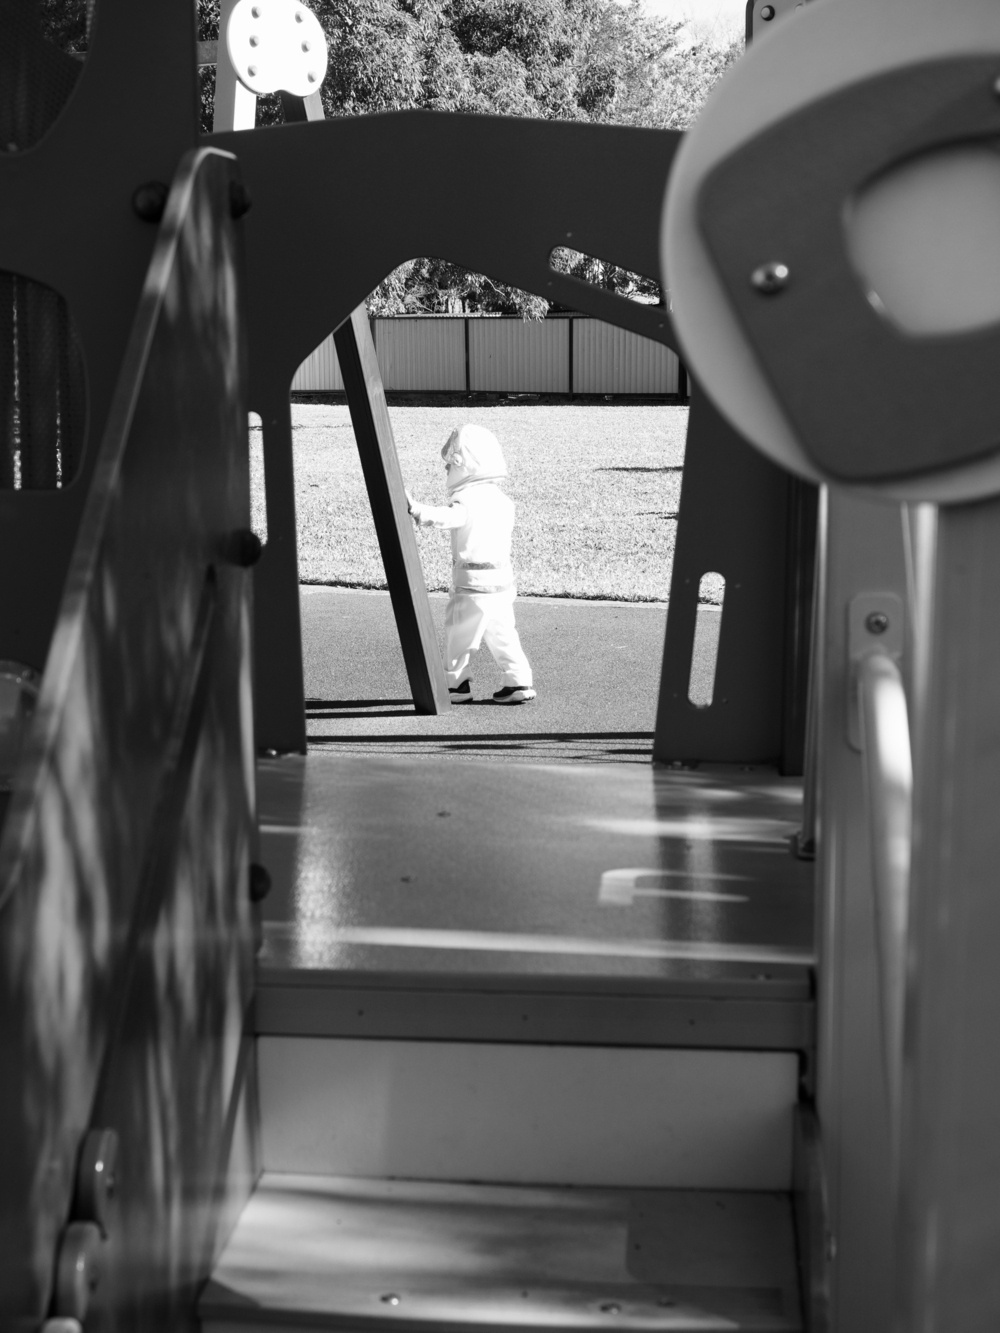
[442,424,507,494]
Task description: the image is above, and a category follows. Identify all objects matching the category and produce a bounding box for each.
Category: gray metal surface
[257,751,814,988]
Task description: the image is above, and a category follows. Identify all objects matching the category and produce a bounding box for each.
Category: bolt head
[132,181,169,223]
[229,181,253,220]
[865,611,890,634]
[751,261,790,294]
[761,4,775,17]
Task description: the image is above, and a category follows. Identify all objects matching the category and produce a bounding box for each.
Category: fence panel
[291,317,682,395]
[574,319,679,394]
[291,334,343,392]
[374,317,466,391]
[469,318,570,392]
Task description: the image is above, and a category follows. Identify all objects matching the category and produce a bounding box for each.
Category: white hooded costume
[408,424,533,691]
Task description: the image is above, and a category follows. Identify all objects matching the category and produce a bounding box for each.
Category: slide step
[200,1174,803,1332]
[257,1037,798,1189]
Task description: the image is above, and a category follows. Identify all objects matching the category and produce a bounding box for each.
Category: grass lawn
[251,402,693,603]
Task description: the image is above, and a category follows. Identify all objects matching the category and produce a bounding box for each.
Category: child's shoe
[449,680,473,704]
[493,685,536,704]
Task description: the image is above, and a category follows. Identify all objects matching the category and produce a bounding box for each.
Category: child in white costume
[406,424,536,705]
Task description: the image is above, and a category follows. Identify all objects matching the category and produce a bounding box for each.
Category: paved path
[300,587,720,763]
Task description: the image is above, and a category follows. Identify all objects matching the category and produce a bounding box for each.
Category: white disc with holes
[662,0,1000,502]
[227,0,328,98]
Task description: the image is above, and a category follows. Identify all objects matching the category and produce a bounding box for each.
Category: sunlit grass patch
[251,403,689,603]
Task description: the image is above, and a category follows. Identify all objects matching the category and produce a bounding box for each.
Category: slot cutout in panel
[1,272,87,489]
[688,573,725,708]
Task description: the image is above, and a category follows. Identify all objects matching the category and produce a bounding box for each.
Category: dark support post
[334,307,451,715]
[654,384,790,764]
[780,478,819,775]
[254,390,308,753]
[278,90,326,122]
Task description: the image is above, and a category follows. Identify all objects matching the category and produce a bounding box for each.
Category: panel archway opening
[276,259,690,762]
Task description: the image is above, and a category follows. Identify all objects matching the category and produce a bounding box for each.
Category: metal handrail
[857,650,913,1129]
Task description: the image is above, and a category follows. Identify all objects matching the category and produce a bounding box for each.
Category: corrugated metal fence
[292,316,683,395]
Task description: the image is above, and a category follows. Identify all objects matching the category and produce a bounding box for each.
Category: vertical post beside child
[405,424,536,705]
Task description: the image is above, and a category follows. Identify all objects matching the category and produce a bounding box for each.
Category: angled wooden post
[334,308,451,715]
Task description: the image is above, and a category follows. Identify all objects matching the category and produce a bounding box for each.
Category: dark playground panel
[0,144,256,1324]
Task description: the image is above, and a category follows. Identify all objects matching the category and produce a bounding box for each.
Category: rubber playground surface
[300,586,719,764]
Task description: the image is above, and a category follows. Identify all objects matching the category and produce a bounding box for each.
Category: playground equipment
[2,0,999,1328]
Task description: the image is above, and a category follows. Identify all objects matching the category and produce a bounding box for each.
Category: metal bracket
[847,591,904,750]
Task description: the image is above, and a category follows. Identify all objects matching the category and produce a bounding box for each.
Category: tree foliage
[44,0,741,317]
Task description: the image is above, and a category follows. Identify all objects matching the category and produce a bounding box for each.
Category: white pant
[445,589,533,688]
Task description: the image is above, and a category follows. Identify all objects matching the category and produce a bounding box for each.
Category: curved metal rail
[857,650,913,1128]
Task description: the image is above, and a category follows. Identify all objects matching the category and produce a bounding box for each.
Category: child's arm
[405,491,466,530]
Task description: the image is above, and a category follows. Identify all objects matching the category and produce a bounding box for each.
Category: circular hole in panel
[846,144,1000,336]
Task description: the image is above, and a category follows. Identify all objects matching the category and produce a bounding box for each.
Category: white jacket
[409,424,518,593]
[409,481,516,594]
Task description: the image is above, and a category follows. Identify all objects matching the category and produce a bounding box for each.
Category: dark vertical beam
[254,390,307,753]
[780,478,819,774]
[334,307,450,715]
[278,90,326,122]
[653,384,790,764]
[464,316,471,394]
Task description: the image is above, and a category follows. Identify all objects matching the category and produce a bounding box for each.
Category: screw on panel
[865,611,890,634]
[52,1222,102,1321]
[249,34,259,46]
[751,261,790,294]
[229,527,262,563]
[73,1128,119,1238]
[380,1294,401,1306]
[248,64,258,76]
[760,4,775,16]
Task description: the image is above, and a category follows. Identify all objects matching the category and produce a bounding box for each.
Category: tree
[44,0,740,316]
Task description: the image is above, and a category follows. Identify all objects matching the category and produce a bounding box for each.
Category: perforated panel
[0,272,86,488]
[0,3,89,489]
[0,0,87,155]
